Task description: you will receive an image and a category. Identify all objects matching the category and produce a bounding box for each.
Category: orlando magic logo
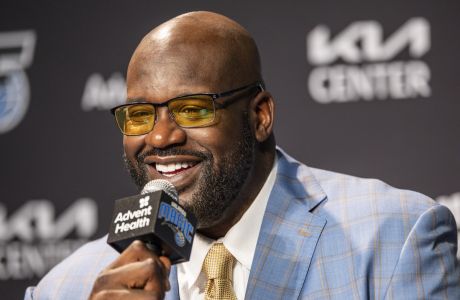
[0,31,36,134]
[174,230,186,247]
[158,202,194,248]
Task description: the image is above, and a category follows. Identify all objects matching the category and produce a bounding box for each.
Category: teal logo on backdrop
[0,31,36,134]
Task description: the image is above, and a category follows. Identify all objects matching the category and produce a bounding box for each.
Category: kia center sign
[306,18,431,103]
[0,199,97,280]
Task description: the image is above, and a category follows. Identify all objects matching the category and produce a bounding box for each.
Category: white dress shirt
[177,158,278,299]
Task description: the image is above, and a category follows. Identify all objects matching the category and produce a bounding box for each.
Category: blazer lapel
[245,150,327,299]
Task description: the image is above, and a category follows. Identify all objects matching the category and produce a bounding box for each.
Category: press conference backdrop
[1,0,459,297]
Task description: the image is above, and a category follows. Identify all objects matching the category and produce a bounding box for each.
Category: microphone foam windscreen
[141,179,178,201]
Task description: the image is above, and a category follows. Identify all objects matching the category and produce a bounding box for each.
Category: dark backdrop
[1,1,459,297]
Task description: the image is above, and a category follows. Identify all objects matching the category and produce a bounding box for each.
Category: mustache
[136,147,212,164]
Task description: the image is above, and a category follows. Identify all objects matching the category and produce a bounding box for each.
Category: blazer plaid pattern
[25,148,460,299]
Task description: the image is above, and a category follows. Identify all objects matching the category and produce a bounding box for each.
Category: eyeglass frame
[110,81,265,135]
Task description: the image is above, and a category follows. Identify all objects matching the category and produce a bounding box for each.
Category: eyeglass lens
[114,96,216,135]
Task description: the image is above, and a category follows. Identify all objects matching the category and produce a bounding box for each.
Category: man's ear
[249,91,275,142]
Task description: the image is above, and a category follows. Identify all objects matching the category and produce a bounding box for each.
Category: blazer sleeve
[384,204,460,299]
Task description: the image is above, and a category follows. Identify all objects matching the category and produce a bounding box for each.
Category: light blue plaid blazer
[25,149,460,299]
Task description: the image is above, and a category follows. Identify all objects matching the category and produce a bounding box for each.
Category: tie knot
[203,243,234,280]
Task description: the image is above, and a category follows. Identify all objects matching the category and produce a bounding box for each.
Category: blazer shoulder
[309,166,437,214]
[275,148,437,217]
[25,236,118,300]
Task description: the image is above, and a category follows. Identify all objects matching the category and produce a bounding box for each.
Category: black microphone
[107,179,197,264]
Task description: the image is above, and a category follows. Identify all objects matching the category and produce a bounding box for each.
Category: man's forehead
[127,43,240,101]
[126,48,226,102]
[126,80,217,104]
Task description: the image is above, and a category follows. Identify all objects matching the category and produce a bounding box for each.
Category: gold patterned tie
[202,243,237,300]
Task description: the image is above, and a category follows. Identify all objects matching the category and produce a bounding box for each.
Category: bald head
[127,11,263,95]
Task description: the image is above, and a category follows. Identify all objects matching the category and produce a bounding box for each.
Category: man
[25,11,459,299]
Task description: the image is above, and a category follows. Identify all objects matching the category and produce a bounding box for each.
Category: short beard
[123,114,255,228]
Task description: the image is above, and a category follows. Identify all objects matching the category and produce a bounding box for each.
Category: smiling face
[122,11,275,237]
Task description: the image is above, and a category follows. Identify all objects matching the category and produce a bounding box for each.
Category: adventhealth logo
[306,18,431,103]
[114,195,152,234]
[139,196,149,208]
[81,72,126,111]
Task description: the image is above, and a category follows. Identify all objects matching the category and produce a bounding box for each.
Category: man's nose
[144,108,186,148]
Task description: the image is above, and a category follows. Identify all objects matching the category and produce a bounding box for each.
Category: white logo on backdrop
[306,18,431,103]
[436,192,460,259]
[81,72,126,111]
[0,199,97,280]
[0,30,36,133]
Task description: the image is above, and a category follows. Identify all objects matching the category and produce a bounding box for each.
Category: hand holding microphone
[89,240,171,299]
[89,180,196,299]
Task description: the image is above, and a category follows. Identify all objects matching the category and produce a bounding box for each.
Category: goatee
[123,115,255,228]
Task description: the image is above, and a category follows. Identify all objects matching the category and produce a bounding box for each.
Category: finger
[108,240,157,269]
[91,288,165,300]
[143,257,171,292]
[116,258,164,289]
[158,256,171,275]
[158,256,172,291]
[93,258,167,292]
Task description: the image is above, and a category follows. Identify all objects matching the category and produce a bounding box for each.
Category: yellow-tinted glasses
[110,82,264,136]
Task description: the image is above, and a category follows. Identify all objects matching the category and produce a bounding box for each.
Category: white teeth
[156,164,168,173]
[155,161,195,174]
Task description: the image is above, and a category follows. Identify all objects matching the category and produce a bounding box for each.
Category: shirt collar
[178,156,278,288]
